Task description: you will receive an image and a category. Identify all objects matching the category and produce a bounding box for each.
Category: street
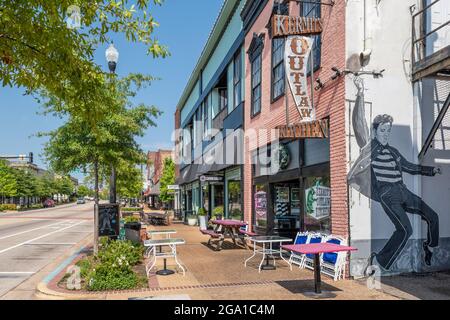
[0,203,93,298]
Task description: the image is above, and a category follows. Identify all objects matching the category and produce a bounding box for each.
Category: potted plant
[197,208,208,230]
[187,214,197,226]
[123,216,141,244]
[212,206,224,220]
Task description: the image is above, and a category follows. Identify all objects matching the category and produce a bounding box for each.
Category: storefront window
[213,184,224,209]
[254,184,268,228]
[273,182,301,232]
[228,180,241,220]
[303,176,331,233]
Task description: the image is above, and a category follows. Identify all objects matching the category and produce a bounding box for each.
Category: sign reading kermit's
[272,15,323,37]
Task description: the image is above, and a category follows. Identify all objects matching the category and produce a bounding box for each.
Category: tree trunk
[94,160,99,255]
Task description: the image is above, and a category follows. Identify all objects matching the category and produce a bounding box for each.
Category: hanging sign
[272,15,323,38]
[276,119,329,139]
[285,36,315,122]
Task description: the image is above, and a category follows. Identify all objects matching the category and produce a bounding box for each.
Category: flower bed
[59,237,148,291]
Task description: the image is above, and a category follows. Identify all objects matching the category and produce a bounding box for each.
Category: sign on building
[272,15,323,38]
[167,185,180,190]
[276,119,329,139]
[284,36,315,122]
[199,175,223,183]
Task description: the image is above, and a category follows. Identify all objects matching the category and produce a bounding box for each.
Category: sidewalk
[34,220,413,300]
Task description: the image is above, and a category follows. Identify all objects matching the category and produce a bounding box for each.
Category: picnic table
[282,243,357,297]
[148,212,170,226]
[245,236,292,272]
[144,238,186,276]
[202,220,247,251]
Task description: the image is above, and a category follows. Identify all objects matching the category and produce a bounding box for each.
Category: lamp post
[105,43,119,205]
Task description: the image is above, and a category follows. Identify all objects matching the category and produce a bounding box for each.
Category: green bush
[121,207,142,212]
[86,263,140,291]
[212,206,224,215]
[0,204,17,211]
[123,216,140,224]
[197,207,207,216]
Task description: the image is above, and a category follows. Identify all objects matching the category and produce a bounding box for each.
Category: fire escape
[411,0,450,160]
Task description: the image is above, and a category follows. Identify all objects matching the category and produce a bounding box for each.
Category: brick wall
[243,0,348,237]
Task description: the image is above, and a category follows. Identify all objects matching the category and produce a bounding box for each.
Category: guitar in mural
[347,77,442,273]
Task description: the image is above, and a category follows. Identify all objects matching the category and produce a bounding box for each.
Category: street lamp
[105,43,119,204]
[105,43,119,73]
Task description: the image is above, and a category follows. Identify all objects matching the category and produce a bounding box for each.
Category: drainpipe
[362,0,373,66]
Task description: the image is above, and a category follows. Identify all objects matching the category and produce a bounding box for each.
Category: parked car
[43,199,55,208]
[77,198,86,204]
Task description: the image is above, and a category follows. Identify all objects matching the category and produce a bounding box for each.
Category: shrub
[197,207,207,216]
[121,207,142,212]
[86,263,139,291]
[212,206,224,215]
[123,216,140,224]
[0,204,17,211]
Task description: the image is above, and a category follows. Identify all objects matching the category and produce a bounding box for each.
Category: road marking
[0,221,69,240]
[0,221,86,255]
[23,243,77,246]
[0,272,35,275]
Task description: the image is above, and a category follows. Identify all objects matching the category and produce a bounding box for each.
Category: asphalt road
[0,202,94,298]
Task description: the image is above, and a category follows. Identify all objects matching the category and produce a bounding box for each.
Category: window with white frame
[271,37,285,101]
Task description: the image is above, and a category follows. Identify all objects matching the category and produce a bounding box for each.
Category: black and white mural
[347,78,444,275]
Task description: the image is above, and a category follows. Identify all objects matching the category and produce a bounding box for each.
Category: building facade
[174,0,450,277]
[144,149,173,209]
[175,0,247,221]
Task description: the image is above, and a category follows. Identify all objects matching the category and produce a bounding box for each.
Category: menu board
[98,204,120,239]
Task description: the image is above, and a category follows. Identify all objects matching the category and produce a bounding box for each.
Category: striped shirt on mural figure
[372,147,403,184]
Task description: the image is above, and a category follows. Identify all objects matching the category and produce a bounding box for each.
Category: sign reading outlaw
[285,36,315,121]
[276,119,329,139]
[272,15,323,38]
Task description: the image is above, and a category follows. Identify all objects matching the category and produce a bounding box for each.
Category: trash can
[124,222,142,244]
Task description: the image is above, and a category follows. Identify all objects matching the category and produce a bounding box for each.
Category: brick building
[144,149,173,209]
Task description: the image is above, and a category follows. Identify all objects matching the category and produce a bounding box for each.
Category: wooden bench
[239,230,257,237]
[200,229,224,251]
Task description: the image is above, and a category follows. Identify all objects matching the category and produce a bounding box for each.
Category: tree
[116,162,143,199]
[77,185,92,198]
[1,0,169,125]
[0,160,17,201]
[159,157,175,203]
[40,74,160,205]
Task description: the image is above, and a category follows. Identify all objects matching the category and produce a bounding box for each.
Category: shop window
[254,184,268,228]
[301,0,321,72]
[227,180,242,220]
[273,182,301,232]
[271,37,285,101]
[202,184,209,213]
[203,96,210,138]
[212,184,224,217]
[303,176,331,233]
[219,88,228,112]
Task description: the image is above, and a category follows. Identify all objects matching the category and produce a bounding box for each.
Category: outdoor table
[282,243,357,297]
[148,212,168,225]
[144,238,186,276]
[147,229,177,253]
[210,219,247,249]
[245,236,292,272]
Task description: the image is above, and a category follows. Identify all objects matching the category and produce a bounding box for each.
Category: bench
[200,229,224,251]
[239,230,257,237]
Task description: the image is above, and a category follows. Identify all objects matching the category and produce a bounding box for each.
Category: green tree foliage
[77,185,92,198]
[40,74,158,200]
[159,157,174,203]
[116,162,143,199]
[0,160,17,197]
[0,0,169,126]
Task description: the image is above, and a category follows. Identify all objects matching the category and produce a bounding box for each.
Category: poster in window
[305,180,330,220]
[255,191,267,228]
[291,188,301,215]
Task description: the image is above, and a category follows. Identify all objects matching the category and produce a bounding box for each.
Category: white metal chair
[288,231,311,268]
[320,235,348,281]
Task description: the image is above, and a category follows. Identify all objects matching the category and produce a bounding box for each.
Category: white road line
[0,221,86,255]
[0,221,70,241]
[23,243,77,246]
[0,272,35,275]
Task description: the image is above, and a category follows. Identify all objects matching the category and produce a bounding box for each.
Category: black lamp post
[105,43,119,204]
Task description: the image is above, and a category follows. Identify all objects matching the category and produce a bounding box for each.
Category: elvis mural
[348,78,442,274]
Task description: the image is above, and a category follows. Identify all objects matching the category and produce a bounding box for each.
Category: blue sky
[0,0,224,181]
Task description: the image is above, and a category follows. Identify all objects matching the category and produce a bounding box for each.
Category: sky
[0,0,224,182]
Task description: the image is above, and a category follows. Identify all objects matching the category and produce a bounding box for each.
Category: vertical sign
[285,36,315,122]
[98,203,120,239]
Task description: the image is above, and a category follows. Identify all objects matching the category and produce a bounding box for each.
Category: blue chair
[320,235,348,281]
[288,231,311,268]
[303,233,327,270]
